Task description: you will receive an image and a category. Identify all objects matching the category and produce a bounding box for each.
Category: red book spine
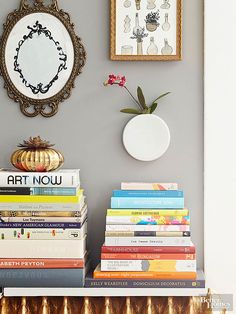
[101,246,196,254]
[101,253,196,260]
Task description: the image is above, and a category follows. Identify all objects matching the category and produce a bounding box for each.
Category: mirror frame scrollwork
[0,0,86,118]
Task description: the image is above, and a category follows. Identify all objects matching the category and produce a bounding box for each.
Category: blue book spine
[0,222,85,229]
[112,190,183,198]
[0,269,85,287]
[31,187,78,196]
[111,197,184,209]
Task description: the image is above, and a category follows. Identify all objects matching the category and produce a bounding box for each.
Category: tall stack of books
[89,182,205,289]
[0,169,88,287]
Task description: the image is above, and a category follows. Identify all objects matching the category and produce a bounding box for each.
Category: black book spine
[132,231,191,237]
[0,187,31,195]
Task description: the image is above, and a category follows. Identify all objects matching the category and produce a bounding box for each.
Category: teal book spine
[31,187,78,196]
[112,190,184,198]
[111,197,184,209]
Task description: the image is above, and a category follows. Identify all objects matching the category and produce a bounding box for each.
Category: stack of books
[0,169,88,287]
[88,182,205,289]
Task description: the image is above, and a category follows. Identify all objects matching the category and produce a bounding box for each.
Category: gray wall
[0,0,204,269]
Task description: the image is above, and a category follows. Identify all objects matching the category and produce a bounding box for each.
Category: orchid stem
[123,86,143,111]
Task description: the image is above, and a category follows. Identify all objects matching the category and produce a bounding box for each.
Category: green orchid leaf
[152,92,171,104]
[150,103,158,113]
[137,87,148,110]
[141,108,150,114]
[120,108,142,114]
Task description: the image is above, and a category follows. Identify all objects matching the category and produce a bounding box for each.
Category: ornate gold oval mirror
[0,0,86,117]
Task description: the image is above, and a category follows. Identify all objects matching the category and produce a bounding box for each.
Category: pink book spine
[121,183,178,190]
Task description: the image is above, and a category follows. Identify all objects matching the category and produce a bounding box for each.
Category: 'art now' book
[0,169,80,187]
[111,197,184,209]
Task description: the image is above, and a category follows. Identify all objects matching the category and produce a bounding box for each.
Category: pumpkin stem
[18,136,55,149]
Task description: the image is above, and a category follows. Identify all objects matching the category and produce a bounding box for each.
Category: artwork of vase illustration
[147,37,158,55]
[145,11,160,32]
[162,13,171,31]
[131,13,148,55]
[113,0,179,58]
[123,0,131,8]
[161,38,173,55]
[161,0,171,9]
[147,0,156,10]
[124,15,131,33]
[121,45,133,55]
[135,0,141,10]
[133,13,142,34]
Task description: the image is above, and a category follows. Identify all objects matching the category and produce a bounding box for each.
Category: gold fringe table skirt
[0,294,223,314]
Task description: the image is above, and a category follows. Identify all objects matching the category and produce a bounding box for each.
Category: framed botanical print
[110,0,182,61]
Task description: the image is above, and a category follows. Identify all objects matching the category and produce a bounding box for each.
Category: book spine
[93,270,197,280]
[0,187,78,196]
[107,209,189,216]
[101,246,196,254]
[105,237,192,247]
[0,198,85,211]
[0,208,87,217]
[106,225,190,232]
[85,278,205,288]
[111,197,184,209]
[1,216,85,223]
[106,215,190,225]
[101,253,196,260]
[121,183,178,190]
[0,190,83,203]
[0,171,80,187]
[0,269,85,287]
[0,238,87,258]
[0,187,31,195]
[100,260,196,272]
[0,258,85,269]
[112,190,183,198]
[105,231,191,237]
[31,187,78,196]
[0,224,87,240]
[0,221,86,229]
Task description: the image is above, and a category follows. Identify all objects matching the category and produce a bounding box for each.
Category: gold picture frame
[0,0,86,118]
[110,0,182,61]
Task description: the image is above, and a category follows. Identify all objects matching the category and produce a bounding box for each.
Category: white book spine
[0,197,85,211]
[105,237,192,247]
[106,225,190,232]
[101,260,197,272]
[0,238,86,258]
[0,170,80,187]
[121,183,178,190]
[0,223,87,240]
[106,216,189,225]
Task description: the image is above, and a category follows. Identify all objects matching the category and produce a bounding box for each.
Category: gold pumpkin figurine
[11,136,64,172]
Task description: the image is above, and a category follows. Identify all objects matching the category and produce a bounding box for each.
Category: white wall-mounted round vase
[123,114,170,162]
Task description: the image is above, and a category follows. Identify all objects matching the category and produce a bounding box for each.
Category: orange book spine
[93,271,197,280]
[0,259,84,269]
[101,253,196,260]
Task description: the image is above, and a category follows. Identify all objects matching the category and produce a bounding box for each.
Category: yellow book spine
[101,260,196,272]
[0,189,83,203]
[107,209,189,216]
